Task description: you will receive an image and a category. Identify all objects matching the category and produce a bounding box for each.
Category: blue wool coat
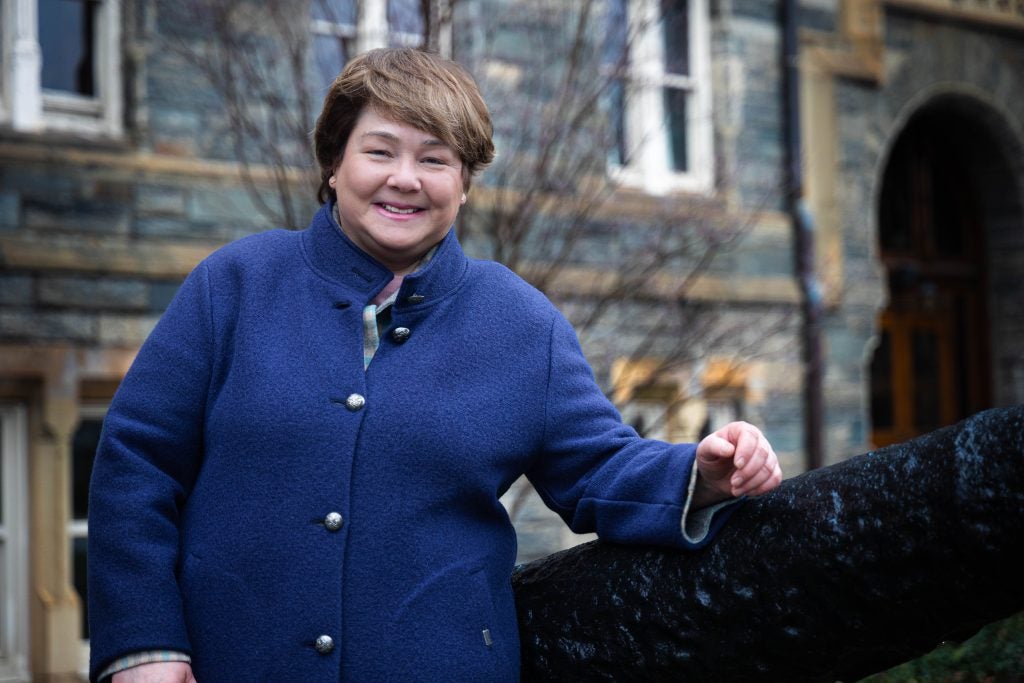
[88,203,734,682]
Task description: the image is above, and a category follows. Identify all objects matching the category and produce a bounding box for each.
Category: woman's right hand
[112,662,197,683]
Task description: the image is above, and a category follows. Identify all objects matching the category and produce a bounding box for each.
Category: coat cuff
[680,460,743,545]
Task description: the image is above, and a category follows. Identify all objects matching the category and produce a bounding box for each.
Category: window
[1,0,122,135]
[605,0,713,194]
[699,385,745,438]
[612,357,748,443]
[69,404,105,674]
[611,358,689,441]
[311,0,431,89]
[0,406,29,683]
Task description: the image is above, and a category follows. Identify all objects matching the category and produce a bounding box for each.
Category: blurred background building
[0,0,1022,678]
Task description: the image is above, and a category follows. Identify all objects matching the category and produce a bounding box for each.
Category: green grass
[860,611,1024,682]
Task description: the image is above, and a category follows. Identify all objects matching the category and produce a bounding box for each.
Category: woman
[88,48,781,682]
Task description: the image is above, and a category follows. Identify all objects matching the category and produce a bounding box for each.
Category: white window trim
[611,0,714,196]
[0,406,30,683]
[1,0,123,137]
[69,403,108,678]
[311,0,448,60]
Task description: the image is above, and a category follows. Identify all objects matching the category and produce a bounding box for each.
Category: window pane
[621,400,669,440]
[608,78,627,166]
[664,86,689,172]
[603,0,628,166]
[311,0,356,24]
[604,0,628,66]
[930,155,967,257]
[314,35,352,92]
[72,537,89,639]
[661,0,690,76]
[912,329,941,431]
[0,421,3,527]
[39,0,98,96]
[870,330,894,430]
[387,0,425,38]
[702,395,743,439]
[71,418,103,521]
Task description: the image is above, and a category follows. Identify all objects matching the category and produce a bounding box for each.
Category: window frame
[0,0,123,137]
[608,0,714,195]
[310,0,438,77]
[0,405,29,683]
[68,402,108,676]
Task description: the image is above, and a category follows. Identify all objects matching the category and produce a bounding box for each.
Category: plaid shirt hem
[99,650,191,681]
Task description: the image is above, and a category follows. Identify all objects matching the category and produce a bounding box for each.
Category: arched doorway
[870,103,994,447]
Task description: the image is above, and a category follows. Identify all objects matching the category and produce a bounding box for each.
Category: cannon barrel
[513,406,1024,681]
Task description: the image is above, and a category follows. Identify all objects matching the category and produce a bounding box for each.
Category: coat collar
[301,201,469,308]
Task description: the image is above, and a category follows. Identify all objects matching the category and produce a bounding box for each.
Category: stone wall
[830,6,1024,456]
[3,0,1020,571]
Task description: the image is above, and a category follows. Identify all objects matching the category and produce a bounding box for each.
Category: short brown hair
[313,48,495,203]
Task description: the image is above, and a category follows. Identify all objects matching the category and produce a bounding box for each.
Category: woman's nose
[387,157,422,192]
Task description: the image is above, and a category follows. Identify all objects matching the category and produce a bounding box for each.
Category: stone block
[23,200,131,235]
[762,419,802,456]
[149,110,203,157]
[37,277,149,311]
[0,191,19,231]
[137,185,188,216]
[98,314,160,347]
[732,0,781,23]
[135,215,215,239]
[187,186,258,224]
[148,280,184,313]
[0,275,33,306]
[91,180,135,204]
[733,242,793,278]
[0,310,96,343]
[1,167,77,201]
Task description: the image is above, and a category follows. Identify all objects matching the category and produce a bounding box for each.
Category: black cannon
[514,406,1024,681]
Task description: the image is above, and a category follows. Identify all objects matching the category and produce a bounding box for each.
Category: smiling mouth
[379,203,421,215]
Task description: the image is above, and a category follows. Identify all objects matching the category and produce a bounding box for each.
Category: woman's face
[332,108,466,274]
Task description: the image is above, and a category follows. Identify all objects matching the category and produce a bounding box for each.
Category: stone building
[0,0,1022,678]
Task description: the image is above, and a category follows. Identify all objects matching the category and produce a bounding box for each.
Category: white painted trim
[3,0,122,137]
[0,406,30,683]
[613,0,715,196]
[0,1,8,123]
[361,0,389,50]
[6,0,43,131]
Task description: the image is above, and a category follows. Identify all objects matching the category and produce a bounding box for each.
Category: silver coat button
[345,393,365,411]
[315,634,334,654]
[324,512,343,532]
[391,327,411,343]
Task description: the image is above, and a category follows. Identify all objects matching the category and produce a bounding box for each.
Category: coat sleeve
[87,262,215,681]
[526,311,738,549]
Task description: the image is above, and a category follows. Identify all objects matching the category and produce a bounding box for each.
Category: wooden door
[870,111,991,447]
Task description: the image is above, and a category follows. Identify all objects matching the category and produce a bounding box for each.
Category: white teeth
[382,204,417,215]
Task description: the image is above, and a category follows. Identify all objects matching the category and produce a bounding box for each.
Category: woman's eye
[368,149,391,157]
